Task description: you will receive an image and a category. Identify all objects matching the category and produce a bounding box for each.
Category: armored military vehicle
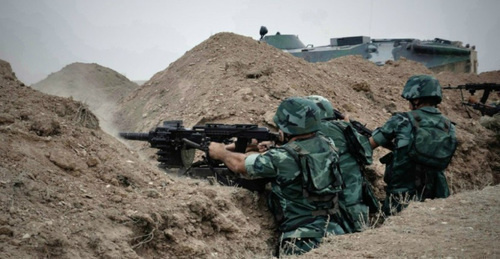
[259,26,477,74]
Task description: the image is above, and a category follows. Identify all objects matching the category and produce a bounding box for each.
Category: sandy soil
[1,32,499,258]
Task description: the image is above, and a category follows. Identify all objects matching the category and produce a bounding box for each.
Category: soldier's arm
[369,113,405,150]
[369,137,379,149]
[208,142,248,175]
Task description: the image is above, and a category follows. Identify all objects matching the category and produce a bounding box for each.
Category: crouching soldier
[209,97,345,256]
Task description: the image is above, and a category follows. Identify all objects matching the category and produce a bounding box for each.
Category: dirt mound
[0,60,276,258]
[1,30,500,259]
[310,184,500,258]
[32,62,139,135]
[115,32,312,132]
[0,59,24,86]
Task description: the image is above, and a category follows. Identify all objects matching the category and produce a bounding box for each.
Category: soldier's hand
[225,142,236,151]
[468,96,479,104]
[245,139,272,153]
[257,141,272,152]
[244,139,260,152]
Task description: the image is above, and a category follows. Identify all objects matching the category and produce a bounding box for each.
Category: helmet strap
[278,131,315,145]
[289,132,316,142]
[277,131,290,145]
[411,98,439,109]
[410,99,419,110]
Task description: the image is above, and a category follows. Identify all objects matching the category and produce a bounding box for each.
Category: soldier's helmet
[401,75,443,103]
[305,95,334,120]
[273,97,320,135]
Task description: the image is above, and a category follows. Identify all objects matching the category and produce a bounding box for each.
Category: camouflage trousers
[383,184,450,216]
[276,219,344,257]
[383,170,450,216]
[382,190,418,216]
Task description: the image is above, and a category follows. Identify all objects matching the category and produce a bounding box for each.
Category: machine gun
[443,83,500,116]
[120,120,279,191]
[461,102,500,117]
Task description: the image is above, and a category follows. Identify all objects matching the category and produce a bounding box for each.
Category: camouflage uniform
[305,95,376,233]
[372,75,456,215]
[479,99,500,134]
[319,121,374,232]
[244,97,344,256]
[480,113,500,133]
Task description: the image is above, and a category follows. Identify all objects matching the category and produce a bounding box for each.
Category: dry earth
[1,32,499,259]
[32,63,139,136]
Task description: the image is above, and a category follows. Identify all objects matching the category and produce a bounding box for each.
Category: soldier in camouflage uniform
[369,75,457,216]
[475,90,500,134]
[306,95,378,233]
[209,97,344,256]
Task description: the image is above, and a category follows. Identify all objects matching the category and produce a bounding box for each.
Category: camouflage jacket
[481,99,500,131]
[480,113,500,132]
[319,120,373,232]
[372,106,454,198]
[245,134,344,238]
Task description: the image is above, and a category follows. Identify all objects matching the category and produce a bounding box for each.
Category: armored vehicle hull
[261,31,477,74]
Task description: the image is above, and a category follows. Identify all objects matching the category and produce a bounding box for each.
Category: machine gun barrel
[442,83,500,91]
[119,132,150,141]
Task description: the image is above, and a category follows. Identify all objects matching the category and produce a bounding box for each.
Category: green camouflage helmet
[305,95,334,119]
[273,97,320,135]
[401,75,443,103]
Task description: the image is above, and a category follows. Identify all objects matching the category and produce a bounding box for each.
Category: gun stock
[331,109,373,137]
[331,109,396,150]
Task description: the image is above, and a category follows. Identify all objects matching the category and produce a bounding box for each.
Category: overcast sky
[1,0,499,85]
